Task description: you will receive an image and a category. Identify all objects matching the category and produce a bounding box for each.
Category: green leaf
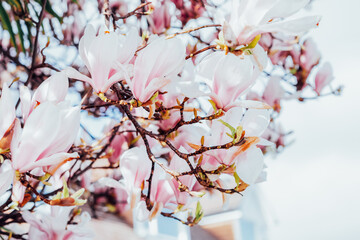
[195,201,202,216]
[43,0,62,23]
[234,172,240,186]
[218,119,236,137]
[15,19,26,53]
[0,2,18,52]
[34,0,63,23]
[247,34,261,49]
[194,201,204,224]
[208,99,217,112]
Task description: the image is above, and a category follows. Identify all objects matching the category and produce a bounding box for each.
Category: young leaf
[194,201,204,224]
[234,172,240,186]
[218,119,236,137]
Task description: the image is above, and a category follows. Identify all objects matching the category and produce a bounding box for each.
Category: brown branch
[112,2,151,21]
[186,45,218,60]
[26,0,48,85]
[166,24,221,39]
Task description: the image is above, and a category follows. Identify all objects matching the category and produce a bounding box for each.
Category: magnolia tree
[0,0,339,239]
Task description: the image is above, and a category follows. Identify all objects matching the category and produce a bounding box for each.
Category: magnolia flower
[135,167,175,220]
[262,76,285,111]
[259,33,297,66]
[22,206,93,239]
[102,121,134,164]
[11,102,80,173]
[223,0,321,47]
[160,61,202,107]
[148,168,174,209]
[198,52,265,111]
[120,146,152,191]
[168,151,197,208]
[315,62,334,95]
[170,124,209,152]
[0,83,16,149]
[148,1,171,34]
[299,39,321,72]
[157,61,204,130]
[6,102,79,203]
[234,145,265,185]
[20,71,69,122]
[262,122,286,149]
[66,25,141,94]
[201,107,271,185]
[129,37,185,103]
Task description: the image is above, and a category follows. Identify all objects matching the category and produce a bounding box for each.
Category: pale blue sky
[261,0,360,239]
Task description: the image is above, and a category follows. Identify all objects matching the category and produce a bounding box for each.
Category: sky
[260,0,360,239]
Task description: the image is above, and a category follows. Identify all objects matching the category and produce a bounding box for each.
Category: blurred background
[261,0,360,239]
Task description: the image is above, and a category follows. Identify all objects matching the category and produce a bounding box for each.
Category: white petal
[11,102,61,171]
[242,109,270,137]
[19,86,32,122]
[33,71,69,104]
[0,161,14,196]
[98,177,123,189]
[0,83,15,139]
[64,67,94,89]
[236,147,264,185]
[258,16,321,36]
[262,0,310,21]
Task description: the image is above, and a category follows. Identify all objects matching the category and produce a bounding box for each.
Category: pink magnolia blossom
[262,123,286,149]
[11,102,80,173]
[66,25,141,94]
[0,83,16,148]
[120,146,152,190]
[315,62,334,95]
[223,0,321,47]
[201,107,270,185]
[262,76,285,111]
[135,167,175,220]
[149,170,174,208]
[198,52,265,111]
[300,39,321,72]
[259,33,297,66]
[148,1,171,34]
[20,71,69,122]
[129,37,185,103]
[159,61,202,108]
[109,1,128,17]
[157,61,203,130]
[170,124,208,152]
[103,121,134,164]
[171,0,205,25]
[168,151,197,208]
[22,206,93,240]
